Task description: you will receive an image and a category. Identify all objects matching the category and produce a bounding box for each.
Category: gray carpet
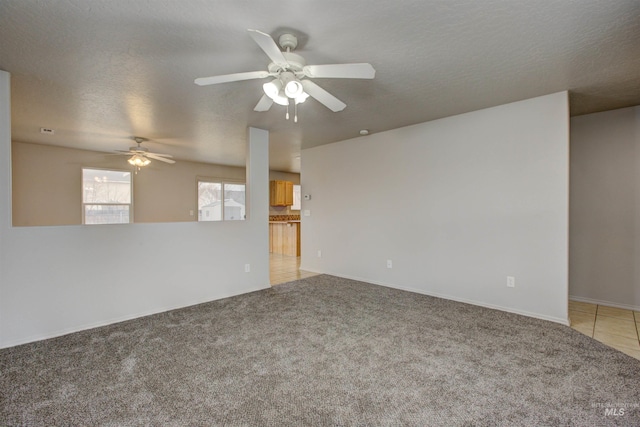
[1,275,639,426]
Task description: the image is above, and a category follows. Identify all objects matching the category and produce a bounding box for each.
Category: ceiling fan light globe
[263,79,282,99]
[128,154,150,167]
[295,91,309,104]
[285,80,304,98]
[273,93,290,106]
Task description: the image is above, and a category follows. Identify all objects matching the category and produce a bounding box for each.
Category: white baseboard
[303,270,570,326]
[569,295,640,312]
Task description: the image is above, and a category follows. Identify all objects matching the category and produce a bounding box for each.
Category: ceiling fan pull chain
[294,102,298,123]
[286,104,290,120]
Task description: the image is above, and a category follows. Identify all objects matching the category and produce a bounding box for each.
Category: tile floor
[270,254,319,285]
[569,300,640,360]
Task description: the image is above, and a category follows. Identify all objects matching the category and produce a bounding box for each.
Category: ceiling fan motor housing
[268,52,306,75]
[130,145,149,153]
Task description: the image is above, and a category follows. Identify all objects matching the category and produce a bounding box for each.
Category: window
[292,185,301,211]
[82,168,132,224]
[198,179,246,221]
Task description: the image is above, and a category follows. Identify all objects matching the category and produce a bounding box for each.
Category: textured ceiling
[1,0,639,172]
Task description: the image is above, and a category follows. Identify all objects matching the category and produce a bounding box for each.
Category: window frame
[81,167,133,225]
[196,176,246,222]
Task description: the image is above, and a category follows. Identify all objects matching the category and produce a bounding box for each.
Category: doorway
[269,253,317,285]
[268,177,317,285]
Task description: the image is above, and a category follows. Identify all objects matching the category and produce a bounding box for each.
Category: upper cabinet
[270,180,294,206]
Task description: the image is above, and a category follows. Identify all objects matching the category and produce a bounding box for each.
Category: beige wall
[12,141,246,226]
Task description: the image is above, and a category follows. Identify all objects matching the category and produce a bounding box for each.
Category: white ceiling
[1,1,639,173]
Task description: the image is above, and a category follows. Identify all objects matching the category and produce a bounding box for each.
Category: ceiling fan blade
[254,94,274,112]
[195,70,269,86]
[247,29,288,67]
[146,153,175,164]
[113,150,133,155]
[146,152,173,158]
[301,80,346,112]
[303,63,376,79]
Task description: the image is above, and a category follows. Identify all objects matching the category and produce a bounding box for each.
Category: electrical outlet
[386,260,393,269]
[244,264,251,273]
[317,250,322,258]
[507,276,515,288]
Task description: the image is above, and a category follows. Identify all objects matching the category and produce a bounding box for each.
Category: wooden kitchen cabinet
[285,181,293,205]
[270,180,294,206]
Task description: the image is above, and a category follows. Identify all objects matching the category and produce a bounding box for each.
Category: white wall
[570,106,640,310]
[301,92,569,324]
[0,70,270,348]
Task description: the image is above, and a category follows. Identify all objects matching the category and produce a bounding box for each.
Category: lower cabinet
[269,222,300,256]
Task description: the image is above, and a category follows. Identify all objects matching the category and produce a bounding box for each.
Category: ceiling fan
[114,137,175,170]
[195,29,376,122]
